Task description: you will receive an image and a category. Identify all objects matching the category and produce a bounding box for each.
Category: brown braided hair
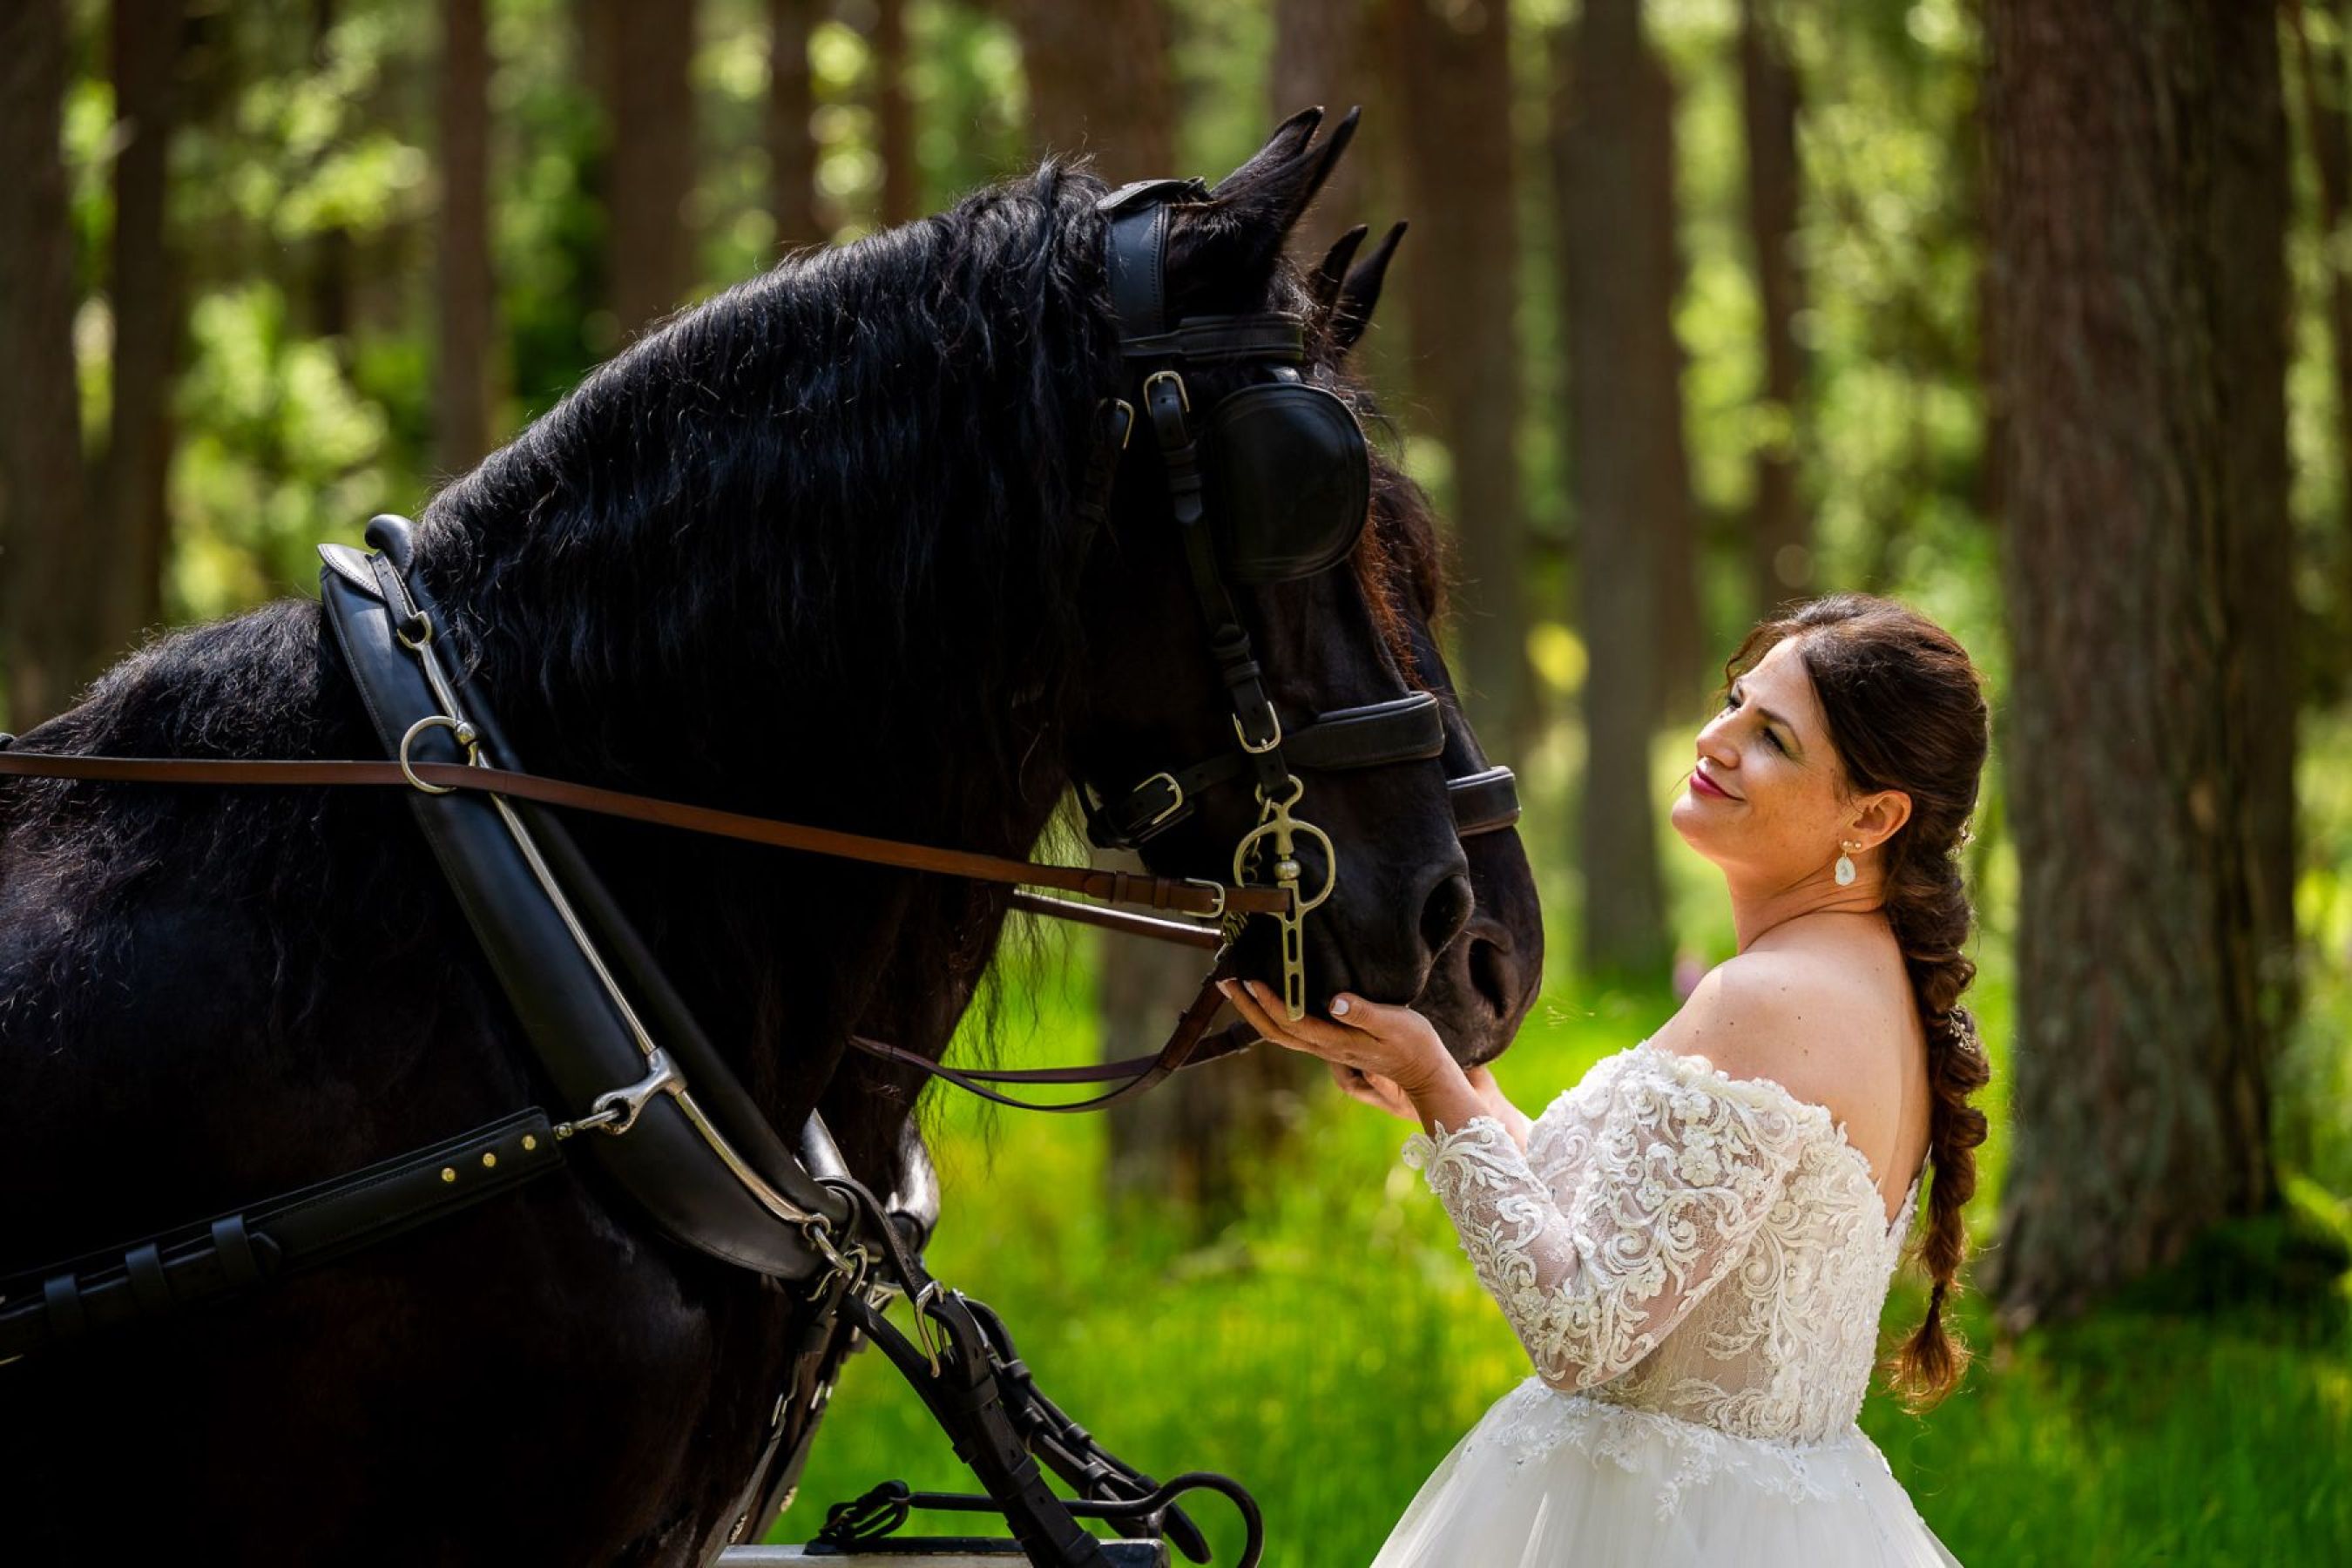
[1720,593,1993,1409]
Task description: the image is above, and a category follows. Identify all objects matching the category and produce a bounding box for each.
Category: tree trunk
[2291,0,2352,686]
[0,0,96,727]
[1636,44,1704,720]
[767,0,822,249]
[1740,0,1808,620]
[436,0,496,477]
[1272,0,1377,249]
[1984,0,2293,1331]
[99,0,184,659]
[1554,0,1672,983]
[873,0,916,226]
[604,0,696,339]
[1392,0,1530,754]
[1009,0,1175,176]
[306,0,354,348]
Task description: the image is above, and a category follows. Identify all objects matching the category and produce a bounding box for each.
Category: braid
[1882,842,1991,1409]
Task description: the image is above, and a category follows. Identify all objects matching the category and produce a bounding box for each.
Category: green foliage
[172,282,393,617]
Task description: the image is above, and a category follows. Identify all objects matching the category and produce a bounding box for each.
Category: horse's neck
[403,517,1072,1138]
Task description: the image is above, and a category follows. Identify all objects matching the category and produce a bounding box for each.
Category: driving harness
[0,177,1522,1566]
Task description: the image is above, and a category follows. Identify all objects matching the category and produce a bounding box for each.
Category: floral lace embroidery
[1402,1048,1817,1392]
[1403,1042,1924,1445]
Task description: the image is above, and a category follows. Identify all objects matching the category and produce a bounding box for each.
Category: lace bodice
[1402,1039,1923,1446]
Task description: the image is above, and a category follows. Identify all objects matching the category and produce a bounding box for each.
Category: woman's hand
[1216,977,1452,1095]
[1327,1060,1421,1122]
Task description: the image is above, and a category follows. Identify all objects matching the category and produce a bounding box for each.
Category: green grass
[764,726,2352,1565]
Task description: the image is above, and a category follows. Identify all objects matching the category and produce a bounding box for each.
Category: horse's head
[1312,216,1544,1067]
[1061,109,1511,1025]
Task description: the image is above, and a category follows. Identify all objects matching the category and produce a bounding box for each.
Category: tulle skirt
[1368,1377,1963,1567]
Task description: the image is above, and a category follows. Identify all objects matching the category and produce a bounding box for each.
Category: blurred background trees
[3,0,2349,1449]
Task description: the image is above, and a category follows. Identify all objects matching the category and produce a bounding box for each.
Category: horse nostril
[1419,871,1476,958]
[1469,936,1514,1019]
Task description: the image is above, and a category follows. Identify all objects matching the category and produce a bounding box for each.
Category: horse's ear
[1311,225,1371,322]
[1167,106,1361,311]
[1331,221,1407,355]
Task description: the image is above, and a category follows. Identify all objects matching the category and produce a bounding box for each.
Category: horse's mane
[417,159,1119,822]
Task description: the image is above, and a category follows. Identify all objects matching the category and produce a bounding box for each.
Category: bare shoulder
[1646,949,1887,1123]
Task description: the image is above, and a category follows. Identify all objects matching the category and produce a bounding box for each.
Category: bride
[1219,591,1989,1565]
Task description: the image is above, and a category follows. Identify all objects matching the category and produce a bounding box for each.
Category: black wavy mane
[0,162,1132,1179]
[422,159,1118,815]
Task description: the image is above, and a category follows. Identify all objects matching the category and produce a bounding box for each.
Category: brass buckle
[1233,706,1284,755]
[1138,770,1185,830]
[1142,368,1191,414]
[1179,876,1227,922]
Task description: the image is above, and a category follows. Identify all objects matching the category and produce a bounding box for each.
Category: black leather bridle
[1069,176,1519,1021]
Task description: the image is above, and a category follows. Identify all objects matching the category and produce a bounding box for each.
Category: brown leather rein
[0,743,1274,1111]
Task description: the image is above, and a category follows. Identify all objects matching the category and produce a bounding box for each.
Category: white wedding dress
[1372,1038,1963,1566]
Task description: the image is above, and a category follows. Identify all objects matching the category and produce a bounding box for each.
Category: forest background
[1,1,2349,1564]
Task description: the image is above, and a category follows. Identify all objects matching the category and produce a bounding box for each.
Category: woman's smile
[1692,767,1738,801]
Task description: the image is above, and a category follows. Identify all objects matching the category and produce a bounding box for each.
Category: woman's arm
[1328,1060,1532,1152]
[1464,1064,1533,1152]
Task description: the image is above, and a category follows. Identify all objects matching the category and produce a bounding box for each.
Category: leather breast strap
[321,529,856,1282]
[0,1110,560,1363]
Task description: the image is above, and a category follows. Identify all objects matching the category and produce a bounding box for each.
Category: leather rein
[0,707,1514,1114]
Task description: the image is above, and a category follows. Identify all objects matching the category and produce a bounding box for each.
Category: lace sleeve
[1524,1049,1633,1189]
[1401,1044,1818,1391]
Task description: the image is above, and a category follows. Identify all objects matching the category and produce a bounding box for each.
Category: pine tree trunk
[1636,44,1705,720]
[1393,0,1530,754]
[1271,0,1375,246]
[604,0,696,338]
[768,0,822,248]
[1010,0,1175,175]
[99,0,183,658]
[873,0,916,226]
[1555,0,1671,983]
[1984,0,2293,1330]
[305,0,354,348]
[436,0,496,477]
[0,0,96,727]
[1740,0,1808,619]
[2291,0,2352,686]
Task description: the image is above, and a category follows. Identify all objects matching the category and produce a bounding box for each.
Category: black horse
[0,112,1540,1563]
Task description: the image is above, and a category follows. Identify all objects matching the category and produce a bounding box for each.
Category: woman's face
[1669,635,1892,884]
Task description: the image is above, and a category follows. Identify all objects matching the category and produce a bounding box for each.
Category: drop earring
[1835,839,1860,887]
